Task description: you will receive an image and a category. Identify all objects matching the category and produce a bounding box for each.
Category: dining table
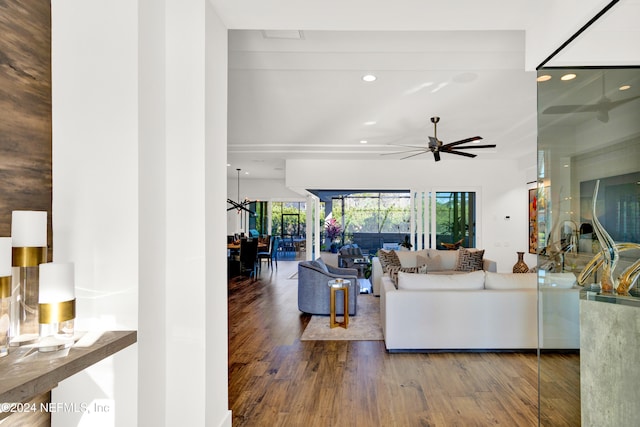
[227,241,267,252]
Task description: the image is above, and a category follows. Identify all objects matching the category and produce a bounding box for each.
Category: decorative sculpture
[577,180,640,294]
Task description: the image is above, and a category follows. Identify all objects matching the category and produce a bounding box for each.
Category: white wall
[53,0,231,426]
[51,0,138,425]
[205,1,232,425]
[236,157,537,271]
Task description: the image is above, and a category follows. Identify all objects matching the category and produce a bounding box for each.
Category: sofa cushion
[427,249,458,270]
[394,249,426,267]
[378,249,401,271]
[387,264,428,286]
[339,245,362,256]
[397,270,485,290]
[419,253,442,271]
[455,248,485,272]
[485,272,537,289]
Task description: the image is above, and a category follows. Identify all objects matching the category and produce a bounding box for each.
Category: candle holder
[38,262,75,352]
[10,211,48,346]
[0,237,11,357]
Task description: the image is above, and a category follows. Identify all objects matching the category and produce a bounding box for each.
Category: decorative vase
[513,252,529,273]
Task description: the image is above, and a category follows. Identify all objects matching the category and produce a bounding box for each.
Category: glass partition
[537,66,640,426]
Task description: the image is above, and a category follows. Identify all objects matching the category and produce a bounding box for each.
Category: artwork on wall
[529,188,538,254]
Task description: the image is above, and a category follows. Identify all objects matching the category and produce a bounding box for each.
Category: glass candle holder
[38,262,75,352]
[0,237,11,356]
[10,211,47,346]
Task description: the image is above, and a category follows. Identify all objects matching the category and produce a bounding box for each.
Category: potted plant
[325,218,342,253]
[399,234,413,250]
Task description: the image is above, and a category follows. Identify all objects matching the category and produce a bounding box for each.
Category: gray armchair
[298,258,358,315]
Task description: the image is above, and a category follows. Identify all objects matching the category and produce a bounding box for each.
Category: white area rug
[300,294,383,341]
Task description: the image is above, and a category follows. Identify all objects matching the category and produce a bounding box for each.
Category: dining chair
[239,238,259,279]
[257,236,277,273]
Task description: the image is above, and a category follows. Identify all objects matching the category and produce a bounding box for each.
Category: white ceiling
[219,0,638,180]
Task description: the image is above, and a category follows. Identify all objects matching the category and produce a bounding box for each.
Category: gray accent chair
[298,258,358,316]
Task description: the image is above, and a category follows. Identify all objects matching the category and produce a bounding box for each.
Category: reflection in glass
[537,66,640,426]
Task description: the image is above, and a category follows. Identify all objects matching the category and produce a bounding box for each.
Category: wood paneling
[0,0,52,248]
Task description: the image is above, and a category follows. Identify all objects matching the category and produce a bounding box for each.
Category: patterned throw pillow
[378,250,401,272]
[454,248,485,272]
[387,264,428,286]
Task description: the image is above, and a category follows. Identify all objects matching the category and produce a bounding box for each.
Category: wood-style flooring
[228,260,580,427]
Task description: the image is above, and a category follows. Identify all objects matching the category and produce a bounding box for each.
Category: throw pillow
[312,258,329,273]
[378,250,401,272]
[387,264,428,286]
[455,248,485,272]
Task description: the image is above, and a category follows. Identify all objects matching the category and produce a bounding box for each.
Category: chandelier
[227,168,254,215]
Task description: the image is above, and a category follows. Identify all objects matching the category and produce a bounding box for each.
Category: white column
[51,0,138,425]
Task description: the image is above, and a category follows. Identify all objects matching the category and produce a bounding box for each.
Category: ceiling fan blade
[433,151,441,162]
[447,150,477,158]
[446,144,496,150]
[387,144,429,150]
[400,151,430,160]
[380,148,426,157]
[441,136,483,148]
[609,95,640,110]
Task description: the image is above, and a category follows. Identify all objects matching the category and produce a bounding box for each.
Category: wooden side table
[328,279,350,329]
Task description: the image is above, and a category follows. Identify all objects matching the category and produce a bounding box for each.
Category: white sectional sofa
[380,270,538,351]
[371,248,497,296]
[379,269,581,352]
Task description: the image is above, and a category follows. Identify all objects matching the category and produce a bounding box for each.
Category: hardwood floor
[228,260,580,426]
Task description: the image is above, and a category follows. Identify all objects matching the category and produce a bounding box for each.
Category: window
[435,192,476,248]
[271,201,306,237]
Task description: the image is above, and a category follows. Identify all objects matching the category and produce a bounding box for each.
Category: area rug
[300,294,383,341]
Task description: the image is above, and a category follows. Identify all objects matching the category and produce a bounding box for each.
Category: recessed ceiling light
[360,140,368,144]
[362,74,377,82]
[244,171,249,175]
[537,75,552,82]
[563,164,569,168]
[364,121,377,126]
[227,163,231,167]
[560,73,577,81]
[620,85,631,91]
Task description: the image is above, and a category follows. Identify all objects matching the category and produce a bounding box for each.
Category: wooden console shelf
[0,330,137,422]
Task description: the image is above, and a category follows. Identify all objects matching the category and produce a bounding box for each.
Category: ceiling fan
[384,116,496,162]
[542,73,640,123]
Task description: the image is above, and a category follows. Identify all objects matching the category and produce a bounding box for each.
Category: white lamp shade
[0,237,11,277]
[39,262,75,303]
[11,211,47,247]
